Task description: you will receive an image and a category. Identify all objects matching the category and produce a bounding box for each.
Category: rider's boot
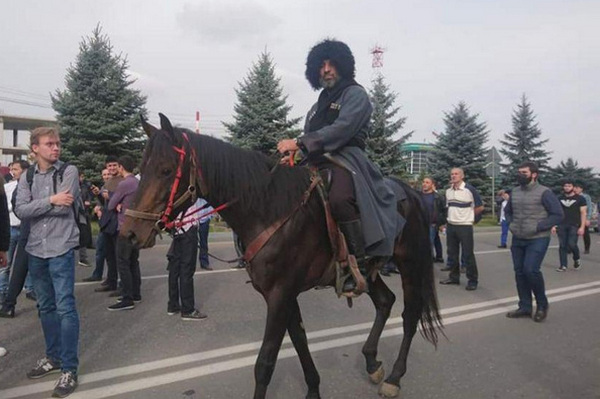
[340,219,368,293]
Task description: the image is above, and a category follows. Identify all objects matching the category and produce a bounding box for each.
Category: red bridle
[125,132,227,234]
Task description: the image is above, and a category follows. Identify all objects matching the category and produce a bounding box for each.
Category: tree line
[52,27,600,200]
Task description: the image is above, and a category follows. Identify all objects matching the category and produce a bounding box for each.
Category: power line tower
[370,45,385,71]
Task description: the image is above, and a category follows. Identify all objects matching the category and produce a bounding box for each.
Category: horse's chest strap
[243,173,322,263]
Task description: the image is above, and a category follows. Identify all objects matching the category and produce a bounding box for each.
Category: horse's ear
[159,113,174,134]
[140,115,157,137]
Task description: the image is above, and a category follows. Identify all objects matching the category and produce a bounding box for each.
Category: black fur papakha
[305,39,356,90]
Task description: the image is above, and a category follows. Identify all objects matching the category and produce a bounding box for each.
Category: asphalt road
[1,228,599,399]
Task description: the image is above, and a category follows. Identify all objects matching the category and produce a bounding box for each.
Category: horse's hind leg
[363,273,396,384]
[287,298,321,399]
[254,290,291,399]
[379,281,422,398]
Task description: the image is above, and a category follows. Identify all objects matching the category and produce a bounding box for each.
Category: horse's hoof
[368,364,385,385]
[378,382,400,398]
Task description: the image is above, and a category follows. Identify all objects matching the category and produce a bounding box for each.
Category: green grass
[477,214,501,227]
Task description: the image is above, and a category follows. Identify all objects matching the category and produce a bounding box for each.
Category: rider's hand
[50,190,74,207]
[279,154,292,165]
[577,227,585,236]
[551,226,557,235]
[277,139,299,154]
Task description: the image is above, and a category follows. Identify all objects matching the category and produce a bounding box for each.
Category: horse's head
[121,113,199,248]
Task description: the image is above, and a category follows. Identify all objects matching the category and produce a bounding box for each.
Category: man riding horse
[277,39,404,293]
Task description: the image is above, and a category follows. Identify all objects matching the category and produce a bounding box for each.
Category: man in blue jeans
[505,162,563,323]
[15,127,81,397]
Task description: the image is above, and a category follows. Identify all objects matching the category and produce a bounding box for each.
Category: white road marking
[3,280,599,399]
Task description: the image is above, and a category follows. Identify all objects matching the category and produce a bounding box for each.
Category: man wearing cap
[277,39,403,293]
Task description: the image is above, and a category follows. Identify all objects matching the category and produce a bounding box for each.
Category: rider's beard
[320,74,339,89]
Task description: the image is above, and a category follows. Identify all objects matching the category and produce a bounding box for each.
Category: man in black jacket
[421,177,447,259]
[277,39,403,293]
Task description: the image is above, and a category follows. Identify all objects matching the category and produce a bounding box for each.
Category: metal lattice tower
[370,45,385,70]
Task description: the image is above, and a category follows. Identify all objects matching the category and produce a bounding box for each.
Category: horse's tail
[391,177,444,346]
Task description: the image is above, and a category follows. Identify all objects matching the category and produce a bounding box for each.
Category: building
[0,113,57,166]
[401,142,434,177]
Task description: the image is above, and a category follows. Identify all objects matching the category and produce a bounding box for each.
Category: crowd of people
[404,162,594,323]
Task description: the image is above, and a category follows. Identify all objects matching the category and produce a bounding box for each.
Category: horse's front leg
[254,288,292,399]
[287,298,321,399]
[363,273,396,385]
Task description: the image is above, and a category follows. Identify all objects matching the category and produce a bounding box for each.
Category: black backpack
[26,162,93,249]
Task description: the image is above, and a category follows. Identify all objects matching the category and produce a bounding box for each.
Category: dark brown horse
[121,114,443,399]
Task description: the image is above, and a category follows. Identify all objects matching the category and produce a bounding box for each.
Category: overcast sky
[1,0,598,169]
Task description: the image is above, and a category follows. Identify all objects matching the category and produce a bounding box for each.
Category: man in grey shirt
[15,127,80,397]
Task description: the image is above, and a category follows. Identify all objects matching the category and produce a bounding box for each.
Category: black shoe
[574,259,581,270]
[82,276,102,282]
[439,278,459,285]
[506,308,532,318]
[25,291,37,301]
[100,280,109,287]
[107,300,135,311]
[167,307,181,316]
[497,245,507,249]
[117,296,142,303]
[108,290,123,298]
[200,266,213,271]
[77,261,91,267]
[181,309,208,321]
[584,250,590,254]
[0,305,15,318]
[465,282,478,291]
[434,258,444,263]
[95,285,117,292]
[27,357,61,379]
[533,306,548,322]
[440,266,452,272]
[231,263,245,269]
[52,371,78,398]
[380,269,391,277]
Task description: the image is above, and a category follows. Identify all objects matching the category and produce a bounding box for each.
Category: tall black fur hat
[305,39,355,90]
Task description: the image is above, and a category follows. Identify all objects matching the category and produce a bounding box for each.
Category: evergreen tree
[499,94,550,185]
[367,74,413,176]
[52,25,147,181]
[224,52,301,155]
[543,158,600,198]
[428,102,490,194]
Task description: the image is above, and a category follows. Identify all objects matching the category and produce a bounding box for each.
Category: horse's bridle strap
[125,209,162,221]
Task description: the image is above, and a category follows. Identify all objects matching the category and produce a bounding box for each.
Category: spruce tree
[224,52,301,155]
[429,102,490,194]
[367,74,413,176]
[499,94,550,185]
[52,25,147,181]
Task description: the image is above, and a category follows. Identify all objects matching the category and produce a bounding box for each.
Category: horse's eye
[162,168,171,176]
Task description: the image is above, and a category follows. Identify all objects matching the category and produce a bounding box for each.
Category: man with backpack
[14,127,81,397]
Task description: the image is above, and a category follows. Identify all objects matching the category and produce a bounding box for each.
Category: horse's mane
[179,128,312,224]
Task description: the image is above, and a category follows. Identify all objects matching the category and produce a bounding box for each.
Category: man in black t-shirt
[553,179,587,271]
